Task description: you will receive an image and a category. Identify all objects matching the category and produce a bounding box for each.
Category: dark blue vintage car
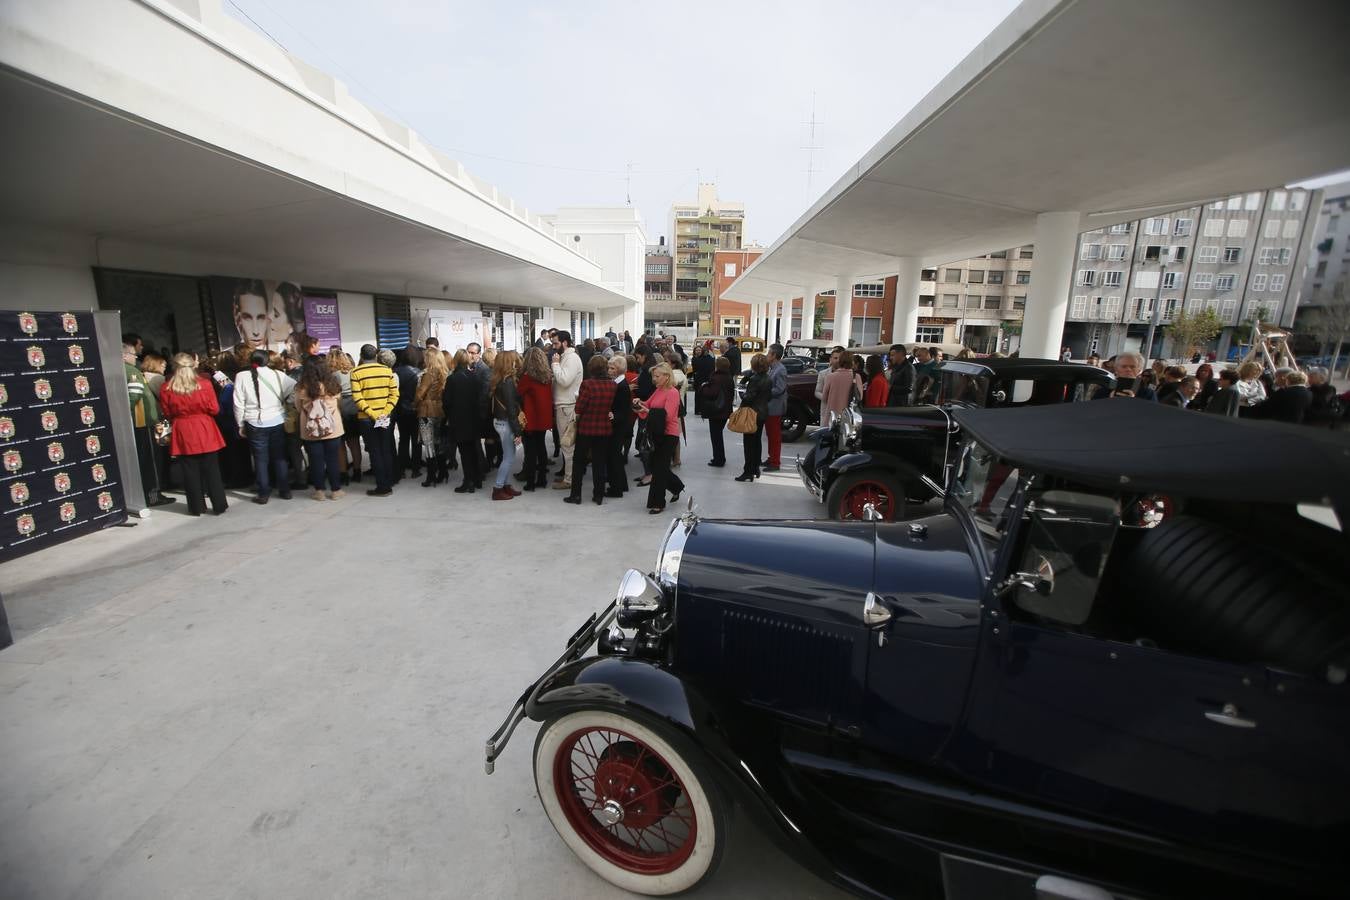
[486,401,1349,899]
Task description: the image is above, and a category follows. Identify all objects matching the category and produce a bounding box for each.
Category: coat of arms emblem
[79,405,95,426]
[34,379,53,401]
[85,434,101,455]
[74,375,90,396]
[91,462,107,483]
[9,481,29,505]
[27,346,46,369]
[47,441,65,463]
[17,513,36,536]
[68,344,85,366]
[59,501,76,523]
[3,449,22,472]
[40,410,59,432]
[18,312,37,335]
[54,471,72,493]
[61,312,79,334]
[97,491,114,511]
[0,417,13,440]
[0,382,7,406]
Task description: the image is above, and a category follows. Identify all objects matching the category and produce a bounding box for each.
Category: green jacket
[126,362,161,428]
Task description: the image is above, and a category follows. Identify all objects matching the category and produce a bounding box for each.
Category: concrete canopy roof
[726,0,1350,304]
[0,0,633,311]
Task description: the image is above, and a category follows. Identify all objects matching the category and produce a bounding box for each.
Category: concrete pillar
[800,286,816,342]
[751,302,763,340]
[833,275,853,346]
[891,257,921,346]
[1021,212,1080,360]
[776,297,791,346]
[762,302,773,342]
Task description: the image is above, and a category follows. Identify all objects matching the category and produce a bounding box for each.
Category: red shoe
[506,485,522,496]
[491,487,513,501]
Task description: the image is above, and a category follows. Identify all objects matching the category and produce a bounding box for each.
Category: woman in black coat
[606,354,633,497]
[690,345,715,416]
[736,354,771,482]
[442,349,484,492]
[632,347,658,486]
[700,356,735,467]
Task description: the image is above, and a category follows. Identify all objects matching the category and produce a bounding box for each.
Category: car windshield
[951,440,1022,538]
[938,371,989,406]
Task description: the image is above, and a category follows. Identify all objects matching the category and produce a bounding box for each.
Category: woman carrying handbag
[732,353,771,482]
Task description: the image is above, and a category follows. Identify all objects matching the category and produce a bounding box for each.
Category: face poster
[210,277,306,353]
[301,294,341,348]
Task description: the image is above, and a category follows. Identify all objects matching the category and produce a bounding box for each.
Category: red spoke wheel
[827,470,906,521]
[534,710,725,895]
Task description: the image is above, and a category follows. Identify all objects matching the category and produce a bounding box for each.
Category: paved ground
[0,417,850,900]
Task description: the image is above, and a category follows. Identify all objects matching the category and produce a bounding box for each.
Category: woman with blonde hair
[414,349,450,486]
[1236,360,1267,411]
[157,353,228,516]
[488,350,523,500]
[325,346,362,483]
[634,362,684,513]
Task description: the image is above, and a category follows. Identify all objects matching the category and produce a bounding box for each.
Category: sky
[222,0,1024,246]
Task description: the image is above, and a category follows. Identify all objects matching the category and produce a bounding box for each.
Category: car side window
[1011,490,1119,626]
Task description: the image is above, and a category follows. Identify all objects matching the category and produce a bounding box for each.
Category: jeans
[245,423,289,498]
[358,418,394,490]
[305,437,342,492]
[492,419,517,487]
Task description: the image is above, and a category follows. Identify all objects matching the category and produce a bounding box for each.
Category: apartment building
[670,184,746,335]
[1063,187,1318,360]
[643,239,676,328]
[1292,181,1350,356]
[712,248,764,336]
[919,247,1034,352]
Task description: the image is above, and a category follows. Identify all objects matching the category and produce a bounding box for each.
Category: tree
[1166,308,1224,360]
[813,299,827,339]
[1302,299,1350,374]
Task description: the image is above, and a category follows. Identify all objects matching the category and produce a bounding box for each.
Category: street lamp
[1143,246,1172,360]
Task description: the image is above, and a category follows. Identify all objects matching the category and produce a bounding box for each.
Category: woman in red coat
[159,353,228,516]
[516,347,555,490]
[863,355,890,408]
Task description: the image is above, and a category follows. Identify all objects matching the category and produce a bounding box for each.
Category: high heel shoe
[734,473,755,482]
[647,505,665,515]
[669,490,682,503]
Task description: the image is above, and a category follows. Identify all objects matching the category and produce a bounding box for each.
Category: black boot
[422,460,437,487]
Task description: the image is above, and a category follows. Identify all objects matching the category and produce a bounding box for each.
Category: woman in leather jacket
[736,354,771,482]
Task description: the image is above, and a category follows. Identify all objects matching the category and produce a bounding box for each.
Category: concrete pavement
[0,416,849,900]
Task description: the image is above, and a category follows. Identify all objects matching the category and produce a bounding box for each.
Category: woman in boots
[517,347,554,491]
[566,355,617,506]
[489,351,523,501]
[414,348,449,486]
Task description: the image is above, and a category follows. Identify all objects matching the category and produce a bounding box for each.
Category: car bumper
[797,449,824,501]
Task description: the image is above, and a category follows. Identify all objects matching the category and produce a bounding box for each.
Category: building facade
[1062,188,1318,360]
[670,184,745,335]
[918,247,1033,352]
[712,248,764,336]
[1292,181,1350,359]
[643,239,676,329]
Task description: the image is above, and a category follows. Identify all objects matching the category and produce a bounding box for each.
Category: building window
[1270,273,1286,291]
[645,263,669,275]
[1172,246,1187,262]
[919,294,935,306]
[941,294,959,308]
[944,268,963,283]
[1251,273,1268,291]
[965,295,982,309]
[1070,295,1087,319]
[1222,299,1238,319]
[1192,273,1215,290]
[983,296,1002,310]
[915,325,945,343]
[1080,243,1101,260]
[1316,260,1329,278]
[1223,247,1242,264]
[1109,223,1130,234]
[1226,196,1242,210]
[850,316,882,345]
[921,268,937,280]
[1197,246,1220,263]
[1015,270,1031,284]
[1106,244,1127,261]
[1256,300,1279,321]
[1264,219,1281,238]
[1144,245,1164,262]
[1172,218,1192,236]
[1133,298,1154,319]
[1282,219,1300,239]
[967,270,985,284]
[1145,217,1169,235]
[989,250,1007,259]
[854,282,885,298]
[1077,269,1096,286]
[1203,218,1225,237]
[1258,247,1277,265]
[1278,248,1292,265]
[721,317,742,336]
[1245,192,1262,210]
[987,270,1004,285]
[724,263,737,277]
[1185,298,1203,316]
[1270,191,1287,211]
[1290,191,1306,211]
[1215,274,1237,292]
[1019,248,1034,259]
[1162,272,1180,289]
[1012,295,1026,310]
[1103,271,1122,287]
[1227,219,1249,238]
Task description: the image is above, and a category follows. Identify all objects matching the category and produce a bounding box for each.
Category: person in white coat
[550,330,583,489]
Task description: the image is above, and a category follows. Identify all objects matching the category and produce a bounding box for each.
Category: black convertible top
[954,400,1350,511]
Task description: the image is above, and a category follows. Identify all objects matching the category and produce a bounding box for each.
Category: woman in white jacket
[233,349,296,504]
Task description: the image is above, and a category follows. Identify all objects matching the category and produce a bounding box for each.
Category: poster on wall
[302,294,341,349]
[428,313,490,351]
[209,276,308,353]
[0,310,127,563]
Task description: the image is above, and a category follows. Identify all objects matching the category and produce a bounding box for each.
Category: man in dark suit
[887,344,915,406]
[723,339,742,377]
[442,359,485,492]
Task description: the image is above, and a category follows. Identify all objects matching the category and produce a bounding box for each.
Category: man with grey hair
[1096,351,1157,401]
[597,337,614,360]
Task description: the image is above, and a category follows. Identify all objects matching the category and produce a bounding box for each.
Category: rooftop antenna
[801,93,824,199]
[625,162,633,206]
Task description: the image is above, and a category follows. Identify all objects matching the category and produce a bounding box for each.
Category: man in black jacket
[442,363,485,492]
[887,344,915,406]
[722,339,742,378]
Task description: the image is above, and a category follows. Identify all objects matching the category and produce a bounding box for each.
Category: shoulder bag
[728,405,758,434]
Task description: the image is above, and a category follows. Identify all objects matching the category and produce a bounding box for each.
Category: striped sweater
[350,362,399,420]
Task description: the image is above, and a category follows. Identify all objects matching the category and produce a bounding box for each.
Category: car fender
[829,450,926,488]
[527,655,844,888]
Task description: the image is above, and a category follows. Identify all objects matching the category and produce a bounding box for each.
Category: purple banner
[303,295,342,347]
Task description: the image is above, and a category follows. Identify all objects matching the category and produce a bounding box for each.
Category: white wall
[335,291,375,361]
[0,260,98,312]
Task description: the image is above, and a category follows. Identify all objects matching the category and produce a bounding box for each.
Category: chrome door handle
[862,592,892,627]
[1204,703,1256,729]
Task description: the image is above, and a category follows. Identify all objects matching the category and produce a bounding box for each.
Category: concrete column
[833,275,853,346]
[1021,211,1080,360]
[762,302,774,342]
[891,257,921,346]
[800,286,816,341]
[776,297,791,345]
[751,302,763,340]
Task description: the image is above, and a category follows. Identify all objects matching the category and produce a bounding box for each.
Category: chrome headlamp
[836,405,863,445]
[615,568,667,627]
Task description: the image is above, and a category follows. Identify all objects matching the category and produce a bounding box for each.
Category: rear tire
[826,469,906,521]
[781,403,808,443]
[533,709,726,895]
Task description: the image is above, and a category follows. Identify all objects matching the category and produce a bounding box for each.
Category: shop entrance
[93,269,212,355]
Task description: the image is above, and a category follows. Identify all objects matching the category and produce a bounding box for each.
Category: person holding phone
[1094,351,1156,401]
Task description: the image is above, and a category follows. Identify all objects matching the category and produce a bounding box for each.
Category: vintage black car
[800,358,1114,521]
[485,401,1348,899]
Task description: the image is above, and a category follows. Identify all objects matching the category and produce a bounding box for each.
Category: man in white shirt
[550,331,583,489]
[233,352,297,503]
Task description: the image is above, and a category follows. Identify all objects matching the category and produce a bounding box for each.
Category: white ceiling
[727,0,1350,302]
[0,71,632,309]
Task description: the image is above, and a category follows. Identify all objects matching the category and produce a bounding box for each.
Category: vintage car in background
[485,401,1349,899]
[800,357,1114,520]
[785,338,969,366]
[744,345,906,443]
